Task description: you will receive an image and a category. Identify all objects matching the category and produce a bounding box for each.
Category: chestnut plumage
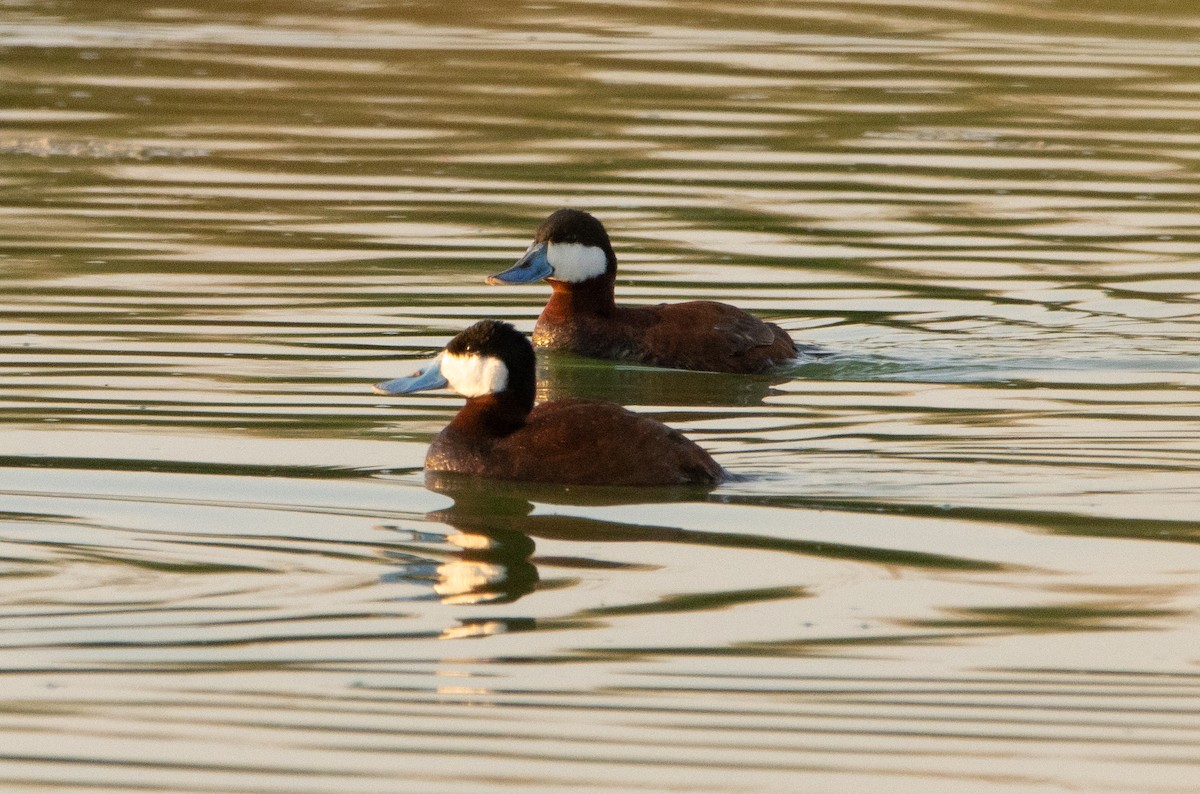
[374,320,723,486]
[488,209,800,374]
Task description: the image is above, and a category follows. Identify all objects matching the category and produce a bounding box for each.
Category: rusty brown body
[492,210,801,374]
[534,276,797,374]
[425,393,723,486]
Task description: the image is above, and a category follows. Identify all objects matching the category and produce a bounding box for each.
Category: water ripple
[3,1,1200,791]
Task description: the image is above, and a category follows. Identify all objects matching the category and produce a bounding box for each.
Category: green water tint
[2,1,1200,792]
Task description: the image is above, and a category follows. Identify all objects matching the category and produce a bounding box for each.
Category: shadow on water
[720,491,1200,546]
[375,471,1009,607]
[906,603,1189,635]
[534,349,782,406]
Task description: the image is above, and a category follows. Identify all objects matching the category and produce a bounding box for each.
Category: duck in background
[487,208,803,374]
[373,320,723,487]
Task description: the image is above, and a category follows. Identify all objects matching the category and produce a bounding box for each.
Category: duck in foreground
[487,208,800,374]
[373,320,724,486]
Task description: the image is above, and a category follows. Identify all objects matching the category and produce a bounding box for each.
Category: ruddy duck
[487,208,800,374]
[373,320,723,486]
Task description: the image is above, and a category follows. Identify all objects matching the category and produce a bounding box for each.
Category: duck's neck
[544,274,617,319]
[449,389,533,438]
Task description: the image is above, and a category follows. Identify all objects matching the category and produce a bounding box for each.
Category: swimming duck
[373,320,723,486]
[487,208,799,374]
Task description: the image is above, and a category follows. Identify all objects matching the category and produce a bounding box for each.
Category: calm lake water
[2,1,1200,791]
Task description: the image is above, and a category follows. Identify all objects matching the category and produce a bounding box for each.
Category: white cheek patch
[546,242,607,283]
[440,353,509,397]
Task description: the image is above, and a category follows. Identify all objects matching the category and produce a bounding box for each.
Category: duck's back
[536,300,796,374]
[427,399,722,486]
[630,300,796,373]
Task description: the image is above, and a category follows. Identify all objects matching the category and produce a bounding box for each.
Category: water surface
[2,1,1200,791]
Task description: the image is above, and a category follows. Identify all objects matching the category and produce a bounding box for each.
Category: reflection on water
[384,482,541,606]
[3,0,1200,791]
[536,349,784,406]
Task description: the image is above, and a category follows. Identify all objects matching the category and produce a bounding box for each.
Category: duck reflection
[534,349,783,407]
[422,505,539,606]
[383,470,997,612]
[382,471,721,607]
[381,491,539,606]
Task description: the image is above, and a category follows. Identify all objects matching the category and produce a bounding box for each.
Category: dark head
[444,319,535,403]
[487,208,617,287]
[373,320,536,418]
[533,208,612,251]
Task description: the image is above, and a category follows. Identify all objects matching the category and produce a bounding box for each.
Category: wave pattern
[2,0,1200,791]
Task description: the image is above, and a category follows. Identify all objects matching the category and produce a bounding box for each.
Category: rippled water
[2,1,1200,791]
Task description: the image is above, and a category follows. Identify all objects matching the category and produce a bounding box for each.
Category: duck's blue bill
[372,355,448,395]
[486,242,552,284]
